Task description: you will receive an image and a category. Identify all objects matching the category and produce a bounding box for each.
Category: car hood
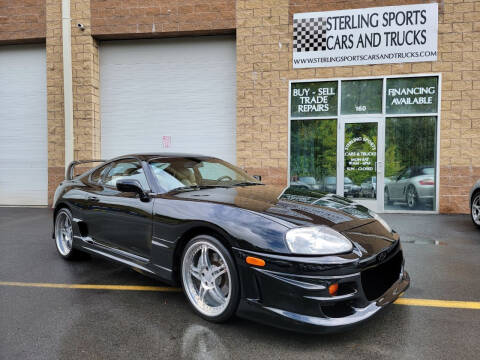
[169,185,399,253]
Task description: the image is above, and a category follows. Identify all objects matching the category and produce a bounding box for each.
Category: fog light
[329,283,339,296]
[246,256,265,267]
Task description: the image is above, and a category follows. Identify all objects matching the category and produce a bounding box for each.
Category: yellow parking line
[394,298,480,310]
[1,281,479,310]
[0,281,181,292]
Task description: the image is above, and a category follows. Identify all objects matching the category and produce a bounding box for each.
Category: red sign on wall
[162,136,171,148]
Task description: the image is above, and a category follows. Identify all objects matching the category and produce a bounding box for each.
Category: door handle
[87,196,99,202]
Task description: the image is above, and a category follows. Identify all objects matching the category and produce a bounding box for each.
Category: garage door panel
[0,45,47,205]
[100,36,236,164]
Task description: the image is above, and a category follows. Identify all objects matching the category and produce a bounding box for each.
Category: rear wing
[66,160,106,180]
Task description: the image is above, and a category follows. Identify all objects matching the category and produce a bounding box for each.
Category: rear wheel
[406,185,418,209]
[54,208,81,259]
[471,192,480,228]
[180,235,239,323]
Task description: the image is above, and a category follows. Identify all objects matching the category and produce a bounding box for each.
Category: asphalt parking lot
[1,208,479,360]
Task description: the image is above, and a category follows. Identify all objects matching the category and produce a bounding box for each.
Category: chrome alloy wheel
[182,241,231,317]
[407,186,417,208]
[55,210,73,256]
[472,194,480,226]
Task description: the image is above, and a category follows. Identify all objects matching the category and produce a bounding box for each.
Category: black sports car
[52,154,410,333]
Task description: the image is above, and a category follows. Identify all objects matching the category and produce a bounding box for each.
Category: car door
[391,169,411,200]
[80,162,113,234]
[86,158,154,259]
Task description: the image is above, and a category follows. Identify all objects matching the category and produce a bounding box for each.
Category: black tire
[54,208,82,260]
[180,235,240,323]
[471,191,480,228]
[384,187,392,205]
[406,185,418,209]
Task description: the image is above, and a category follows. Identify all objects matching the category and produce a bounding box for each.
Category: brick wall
[0,0,46,43]
[46,0,65,202]
[91,0,236,39]
[71,0,101,162]
[237,0,480,213]
[46,0,101,204]
[236,0,291,185]
[437,0,480,213]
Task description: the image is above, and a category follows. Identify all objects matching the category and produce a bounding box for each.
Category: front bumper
[233,243,410,333]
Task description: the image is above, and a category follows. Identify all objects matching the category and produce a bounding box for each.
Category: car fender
[152,197,290,254]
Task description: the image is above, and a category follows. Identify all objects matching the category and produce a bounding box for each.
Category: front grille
[361,250,403,301]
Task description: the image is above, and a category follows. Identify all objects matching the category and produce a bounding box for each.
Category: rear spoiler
[66,160,106,180]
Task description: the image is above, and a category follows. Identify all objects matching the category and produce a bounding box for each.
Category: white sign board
[293,3,438,68]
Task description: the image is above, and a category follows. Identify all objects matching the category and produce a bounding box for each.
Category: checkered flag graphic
[293,17,327,53]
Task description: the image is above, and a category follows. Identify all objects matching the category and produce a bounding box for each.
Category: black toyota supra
[52,153,410,333]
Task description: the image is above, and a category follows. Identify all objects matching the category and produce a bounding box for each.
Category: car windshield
[344,177,353,184]
[422,167,434,175]
[326,177,336,185]
[300,177,316,185]
[149,157,261,192]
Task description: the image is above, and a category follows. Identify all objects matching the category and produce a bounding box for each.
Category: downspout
[62,0,74,173]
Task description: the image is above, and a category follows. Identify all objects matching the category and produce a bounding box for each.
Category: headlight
[285,226,353,255]
[369,210,392,233]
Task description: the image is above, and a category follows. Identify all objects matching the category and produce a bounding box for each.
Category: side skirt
[73,235,174,284]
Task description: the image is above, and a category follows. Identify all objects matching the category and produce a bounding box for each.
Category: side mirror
[116,179,149,201]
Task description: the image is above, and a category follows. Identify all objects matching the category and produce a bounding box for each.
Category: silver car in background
[470,180,480,227]
[384,166,435,209]
[361,176,377,198]
[299,176,321,190]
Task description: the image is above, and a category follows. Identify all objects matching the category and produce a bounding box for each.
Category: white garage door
[100,36,236,164]
[0,45,47,205]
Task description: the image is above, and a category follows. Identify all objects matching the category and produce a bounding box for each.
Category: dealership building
[0,0,479,214]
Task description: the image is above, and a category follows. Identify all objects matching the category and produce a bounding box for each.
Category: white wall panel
[0,45,47,205]
[100,36,236,164]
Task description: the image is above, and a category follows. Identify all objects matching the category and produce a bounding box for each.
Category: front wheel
[385,187,392,205]
[180,235,240,322]
[471,192,480,228]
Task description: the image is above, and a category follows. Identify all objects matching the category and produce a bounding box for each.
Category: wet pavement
[1,208,479,359]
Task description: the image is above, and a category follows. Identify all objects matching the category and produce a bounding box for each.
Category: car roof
[408,165,433,170]
[110,153,214,162]
[77,153,216,180]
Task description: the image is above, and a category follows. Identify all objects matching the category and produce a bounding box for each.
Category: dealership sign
[293,3,438,68]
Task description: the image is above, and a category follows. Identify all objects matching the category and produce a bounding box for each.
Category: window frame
[90,157,152,192]
[289,73,442,214]
[147,156,259,194]
[88,162,114,185]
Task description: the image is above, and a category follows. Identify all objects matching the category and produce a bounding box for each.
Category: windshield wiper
[168,185,232,193]
[232,182,264,187]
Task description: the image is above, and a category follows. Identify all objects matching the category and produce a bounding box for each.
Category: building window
[384,116,437,211]
[290,119,337,193]
[290,81,338,118]
[386,76,439,114]
[341,79,383,115]
[289,75,440,213]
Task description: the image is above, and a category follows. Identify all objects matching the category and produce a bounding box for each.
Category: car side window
[104,159,149,190]
[90,164,111,185]
[399,169,411,180]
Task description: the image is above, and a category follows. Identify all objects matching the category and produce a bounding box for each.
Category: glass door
[338,118,384,212]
